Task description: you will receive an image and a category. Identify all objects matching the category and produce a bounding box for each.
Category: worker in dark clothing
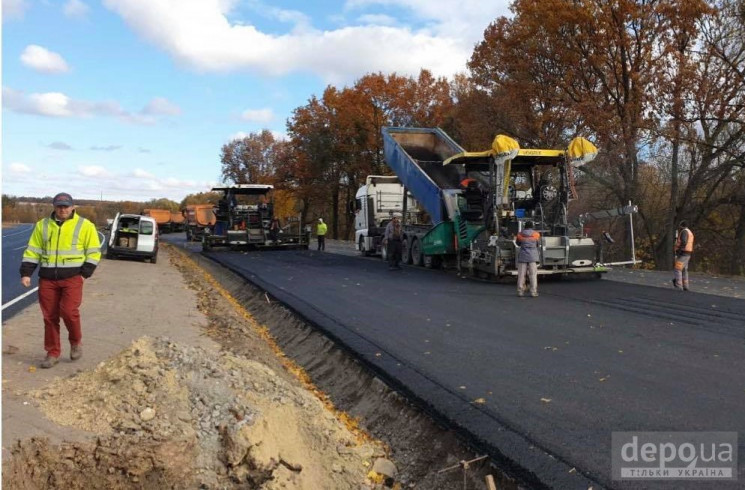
[269,217,281,243]
[673,220,694,291]
[383,213,403,270]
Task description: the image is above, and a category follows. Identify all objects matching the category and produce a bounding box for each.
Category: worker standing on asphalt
[383,213,403,270]
[316,218,328,251]
[516,220,541,297]
[673,220,694,291]
[19,192,101,368]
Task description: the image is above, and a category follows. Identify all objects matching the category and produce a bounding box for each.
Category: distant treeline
[1,195,183,228]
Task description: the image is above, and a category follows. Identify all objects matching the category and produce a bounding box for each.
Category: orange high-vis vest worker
[676,227,694,254]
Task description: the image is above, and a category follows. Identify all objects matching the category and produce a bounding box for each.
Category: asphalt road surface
[2,224,39,320]
[180,240,745,489]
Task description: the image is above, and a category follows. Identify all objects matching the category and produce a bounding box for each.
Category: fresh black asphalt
[201,247,745,488]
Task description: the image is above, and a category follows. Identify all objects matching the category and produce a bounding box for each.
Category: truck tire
[402,238,413,265]
[150,253,158,264]
[424,255,442,269]
[358,236,369,256]
[411,238,423,266]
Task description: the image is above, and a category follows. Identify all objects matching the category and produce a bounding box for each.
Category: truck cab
[353,176,421,256]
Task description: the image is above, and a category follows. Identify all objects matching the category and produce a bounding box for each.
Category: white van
[106,213,159,263]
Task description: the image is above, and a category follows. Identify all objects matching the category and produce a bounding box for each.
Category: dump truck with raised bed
[183,204,216,242]
[202,184,309,251]
[380,126,607,279]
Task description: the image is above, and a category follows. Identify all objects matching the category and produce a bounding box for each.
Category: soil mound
[4,337,387,489]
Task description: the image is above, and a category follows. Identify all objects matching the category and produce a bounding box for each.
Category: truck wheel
[358,236,368,256]
[411,239,423,266]
[402,238,413,264]
[106,249,115,260]
[150,254,158,264]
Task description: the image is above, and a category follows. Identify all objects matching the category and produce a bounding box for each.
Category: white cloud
[102,0,509,82]
[64,0,90,18]
[20,45,71,74]
[142,97,182,116]
[345,0,509,39]
[271,130,287,141]
[229,131,249,141]
[3,0,29,20]
[240,108,274,123]
[8,162,32,174]
[3,86,169,125]
[90,145,123,151]
[132,168,155,178]
[3,162,218,201]
[78,165,110,177]
[356,14,397,26]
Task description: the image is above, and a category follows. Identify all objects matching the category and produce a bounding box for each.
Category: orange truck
[183,204,216,241]
[170,211,185,232]
[143,209,172,233]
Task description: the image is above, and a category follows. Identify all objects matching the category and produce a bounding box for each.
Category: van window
[140,221,154,235]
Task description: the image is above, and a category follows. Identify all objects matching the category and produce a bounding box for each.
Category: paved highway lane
[202,248,745,488]
[2,224,38,320]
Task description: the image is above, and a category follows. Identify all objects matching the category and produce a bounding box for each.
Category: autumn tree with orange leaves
[284,70,455,239]
[466,0,744,272]
[220,130,283,185]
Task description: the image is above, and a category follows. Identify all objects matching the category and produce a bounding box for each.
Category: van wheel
[106,250,115,260]
[150,254,157,264]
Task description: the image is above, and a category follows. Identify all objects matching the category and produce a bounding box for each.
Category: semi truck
[353,175,423,256]
[202,184,309,251]
[183,204,216,242]
[378,127,606,278]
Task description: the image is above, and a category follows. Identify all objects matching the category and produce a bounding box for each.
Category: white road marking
[2,225,33,238]
[2,287,39,310]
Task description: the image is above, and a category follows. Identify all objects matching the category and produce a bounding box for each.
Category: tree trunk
[731,203,745,275]
[331,181,340,239]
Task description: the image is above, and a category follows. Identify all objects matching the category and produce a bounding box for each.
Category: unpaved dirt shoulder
[2,246,216,453]
[2,245,392,489]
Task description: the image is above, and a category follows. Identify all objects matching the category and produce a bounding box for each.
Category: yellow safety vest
[22,212,101,271]
[317,222,328,236]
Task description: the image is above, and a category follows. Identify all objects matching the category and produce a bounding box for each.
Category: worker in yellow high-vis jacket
[316,217,328,251]
[19,192,101,368]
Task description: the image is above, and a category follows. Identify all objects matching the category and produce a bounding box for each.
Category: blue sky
[2,0,511,202]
